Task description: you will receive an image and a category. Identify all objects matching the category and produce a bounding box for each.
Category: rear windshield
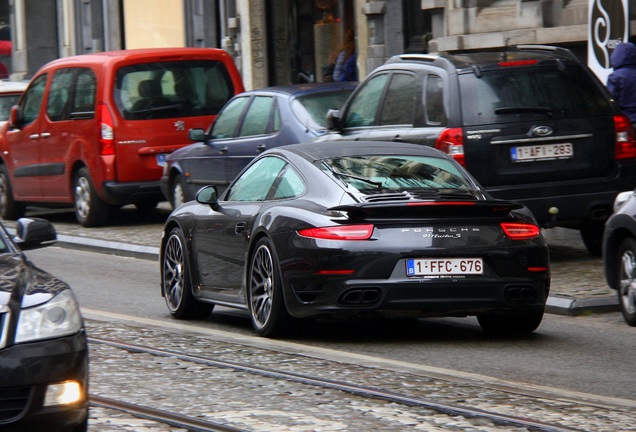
[290,89,354,130]
[320,154,472,193]
[115,60,235,120]
[458,64,612,126]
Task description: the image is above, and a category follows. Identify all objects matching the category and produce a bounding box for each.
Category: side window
[271,165,305,199]
[378,73,417,126]
[425,75,446,125]
[19,74,47,125]
[343,74,388,127]
[210,96,249,139]
[226,156,287,202]
[47,69,74,121]
[71,69,96,118]
[238,96,275,137]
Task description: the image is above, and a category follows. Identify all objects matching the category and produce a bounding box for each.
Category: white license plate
[511,143,573,162]
[156,154,167,167]
[406,258,483,276]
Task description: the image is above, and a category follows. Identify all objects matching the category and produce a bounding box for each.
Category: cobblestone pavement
[84,318,635,431]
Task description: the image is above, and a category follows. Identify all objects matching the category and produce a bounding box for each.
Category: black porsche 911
[160,141,550,337]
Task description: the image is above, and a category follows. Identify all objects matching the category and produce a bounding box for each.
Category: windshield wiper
[324,165,383,188]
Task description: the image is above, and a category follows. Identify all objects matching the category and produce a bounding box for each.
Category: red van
[0,48,244,226]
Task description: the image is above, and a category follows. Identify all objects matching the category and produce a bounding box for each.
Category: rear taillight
[98,103,115,156]
[614,114,636,160]
[500,222,541,240]
[435,128,465,166]
[297,224,374,240]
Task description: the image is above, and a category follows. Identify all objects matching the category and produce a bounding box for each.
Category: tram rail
[88,336,581,432]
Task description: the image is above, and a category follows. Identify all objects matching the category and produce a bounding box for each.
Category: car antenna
[500,38,511,62]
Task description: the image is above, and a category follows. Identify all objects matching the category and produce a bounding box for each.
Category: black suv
[320,45,636,255]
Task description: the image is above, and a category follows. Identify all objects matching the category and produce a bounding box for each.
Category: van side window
[70,69,96,118]
[47,69,75,121]
[379,73,417,126]
[115,60,235,120]
[425,75,446,125]
[19,74,47,125]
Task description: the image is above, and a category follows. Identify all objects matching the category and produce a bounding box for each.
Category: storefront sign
[588,0,629,83]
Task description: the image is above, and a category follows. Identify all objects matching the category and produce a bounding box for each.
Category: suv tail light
[98,103,115,156]
[435,128,465,166]
[614,114,636,160]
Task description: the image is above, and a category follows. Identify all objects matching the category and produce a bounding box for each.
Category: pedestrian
[607,41,636,127]
[332,29,357,82]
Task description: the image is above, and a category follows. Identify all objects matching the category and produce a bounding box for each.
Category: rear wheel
[477,309,544,336]
[0,164,25,220]
[580,219,605,257]
[73,168,111,227]
[616,237,636,326]
[247,237,296,337]
[162,226,213,319]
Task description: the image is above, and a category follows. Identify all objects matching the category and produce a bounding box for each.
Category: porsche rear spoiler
[329,200,524,219]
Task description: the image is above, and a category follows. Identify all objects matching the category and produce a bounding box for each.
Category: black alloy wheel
[247,237,295,337]
[162,227,213,319]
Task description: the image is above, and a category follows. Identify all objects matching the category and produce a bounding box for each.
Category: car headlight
[15,290,83,343]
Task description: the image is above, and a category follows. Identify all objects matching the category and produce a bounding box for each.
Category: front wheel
[161,226,213,319]
[477,309,544,336]
[247,237,295,337]
[73,168,111,227]
[616,237,636,326]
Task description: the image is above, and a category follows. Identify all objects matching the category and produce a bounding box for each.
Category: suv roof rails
[385,53,457,71]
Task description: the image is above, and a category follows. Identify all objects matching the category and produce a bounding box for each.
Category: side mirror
[188,128,206,142]
[196,185,220,210]
[9,105,20,129]
[13,218,57,250]
[326,109,342,131]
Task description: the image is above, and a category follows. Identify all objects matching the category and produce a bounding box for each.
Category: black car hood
[0,254,69,308]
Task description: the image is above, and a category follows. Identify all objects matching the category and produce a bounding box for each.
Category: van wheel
[73,168,111,227]
[580,219,605,257]
[0,165,25,220]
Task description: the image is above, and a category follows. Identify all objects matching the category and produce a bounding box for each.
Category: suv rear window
[458,65,612,126]
[115,60,235,120]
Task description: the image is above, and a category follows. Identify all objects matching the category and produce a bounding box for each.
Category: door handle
[218,146,228,155]
[235,222,246,234]
[40,132,51,138]
[256,144,266,152]
[29,134,39,139]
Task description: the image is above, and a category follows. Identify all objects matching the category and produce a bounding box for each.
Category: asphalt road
[24,245,636,402]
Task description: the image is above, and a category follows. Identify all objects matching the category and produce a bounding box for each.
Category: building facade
[7,0,636,89]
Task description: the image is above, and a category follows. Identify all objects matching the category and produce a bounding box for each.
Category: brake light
[98,103,115,156]
[498,60,538,67]
[298,224,374,240]
[500,222,541,240]
[435,128,465,166]
[614,114,636,160]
